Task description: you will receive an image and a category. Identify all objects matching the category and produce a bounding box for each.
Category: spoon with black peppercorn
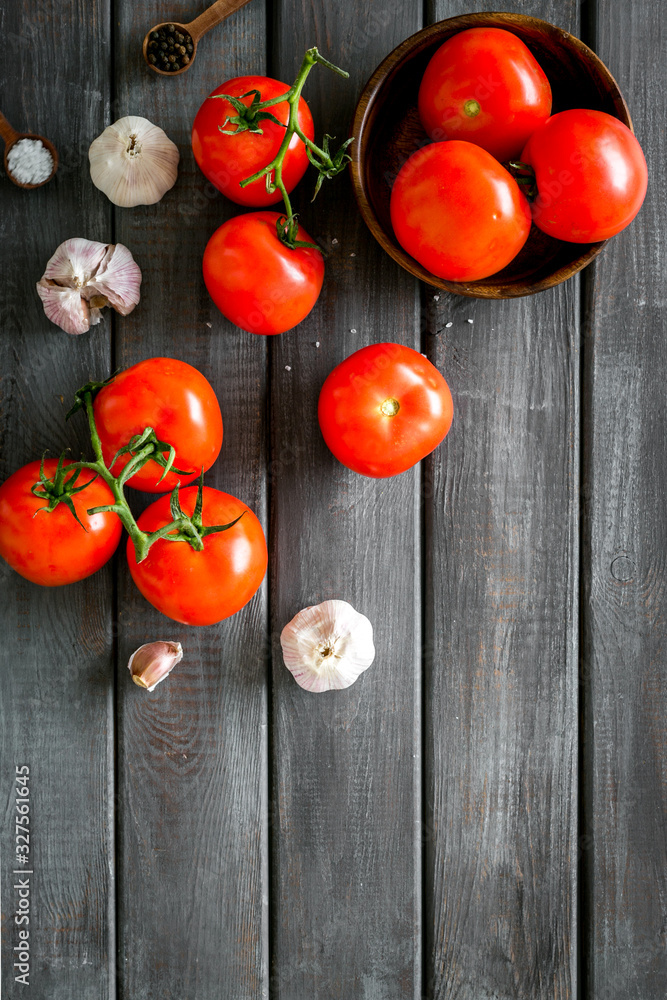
[0,112,58,189]
[143,0,254,76]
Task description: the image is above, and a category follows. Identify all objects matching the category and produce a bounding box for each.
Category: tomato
[127,486,267,626]
[418,27,552,162]
[203,212,324,335]
[94,358,223,494]
[192,76,314,207]
[318,342,453,478]
[0,459,122,586]
[520,109,648,242]
[390,141,531,282]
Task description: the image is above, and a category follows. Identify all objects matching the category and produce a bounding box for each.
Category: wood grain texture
[113,3,270,997]
[423,2,580,997]
[269,1,424,997]
[582,1,667,997]
[0,1,114,997]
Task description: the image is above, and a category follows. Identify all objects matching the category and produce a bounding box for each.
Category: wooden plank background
[0,1,664,999]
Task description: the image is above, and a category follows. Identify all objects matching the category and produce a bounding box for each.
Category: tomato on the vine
[0,459,122,586]
[93,357,223,494]
[203,212,324,335]
[192,76,314,207]
[127,486,267,626]
[520,108,648,242]
[418,27,552,162]
[390,141,531,282]
[318,342,453,478]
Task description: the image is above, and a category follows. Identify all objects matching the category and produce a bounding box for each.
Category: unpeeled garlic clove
[82,243,142,315]
[36,238,141,335]
[128,641,183,692]
[89,116,179,207]
[280,599,375,693]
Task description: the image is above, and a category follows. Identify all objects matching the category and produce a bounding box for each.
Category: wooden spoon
[0,112,58,189]
[143,0,253,77]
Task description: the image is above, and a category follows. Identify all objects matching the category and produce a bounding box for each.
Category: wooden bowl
[349,12,632,299]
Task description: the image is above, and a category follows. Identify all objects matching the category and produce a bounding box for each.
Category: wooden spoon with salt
[143,0,254,77]
[0,112,58,189]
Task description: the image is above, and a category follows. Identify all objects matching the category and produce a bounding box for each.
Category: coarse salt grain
[7,138,53,185]
[467,318,474,324]
[206,321,212,328]
[445,322,453,328]
[285,365,291,371]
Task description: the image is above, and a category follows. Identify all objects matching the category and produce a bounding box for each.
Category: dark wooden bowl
[349,12,632,299]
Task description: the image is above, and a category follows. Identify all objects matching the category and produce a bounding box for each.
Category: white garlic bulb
[89,116,179,207]
[128,641,183,691]
[36,238,142,335]
[280,600,375,693]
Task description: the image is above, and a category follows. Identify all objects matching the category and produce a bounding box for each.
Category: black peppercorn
[168,54,176,62]
[150,31,159,40]
[167,23,175,32]
[173,61,181,70]
[160,41,167,50]
[182,54,190,64]
[186,42,193,53]
[148,53,157,64]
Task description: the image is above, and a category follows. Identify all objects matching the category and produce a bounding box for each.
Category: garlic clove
[83,243,142,315]
[36,282,93,335]
[89,115,180,207]
[280,599,375,693]
[41,237,109,288]
[36,238,142,334]
[128,641,183,692]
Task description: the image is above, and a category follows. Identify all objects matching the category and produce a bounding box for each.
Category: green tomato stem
[234,46,350,244]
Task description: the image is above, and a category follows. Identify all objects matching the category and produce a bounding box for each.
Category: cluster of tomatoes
[0,359,267,627]
[390,27,648,282]
[192,74,325,335]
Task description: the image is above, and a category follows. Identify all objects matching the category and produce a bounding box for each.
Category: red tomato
[0,459,122,586]
[192,76,314,207]
[418,27,552,161]
[203,212,324,335]
[318,342,453,478]
[94,358,223,494]
[127,486,267,626]
[520,109,648,242]
[390,141,531,282]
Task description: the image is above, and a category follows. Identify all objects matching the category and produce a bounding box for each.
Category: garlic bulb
[36,238,142,335]
[89,116,179,207]
[128,641,183,691]
[280,600,375,693]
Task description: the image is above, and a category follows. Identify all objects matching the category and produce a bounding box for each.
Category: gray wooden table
[1,1,665,998]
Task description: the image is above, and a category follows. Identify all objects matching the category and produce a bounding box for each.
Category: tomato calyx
[212,46,353,248]
[151,472,246,553]
[504,161,538,201]
[211,89,285,136]
[30,451,99,531]
[108,426,191,484]
[275,214,319,251]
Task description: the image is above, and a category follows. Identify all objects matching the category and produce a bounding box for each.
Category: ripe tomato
[520,109,648,242]
[203,212,324,335]
[390,141,531,282]
[418,27,552,161]
[0,459,122,586]
[318,342,453,478]
[127,486,267,626]
[94,358,223,494]
[192,76,314,207]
